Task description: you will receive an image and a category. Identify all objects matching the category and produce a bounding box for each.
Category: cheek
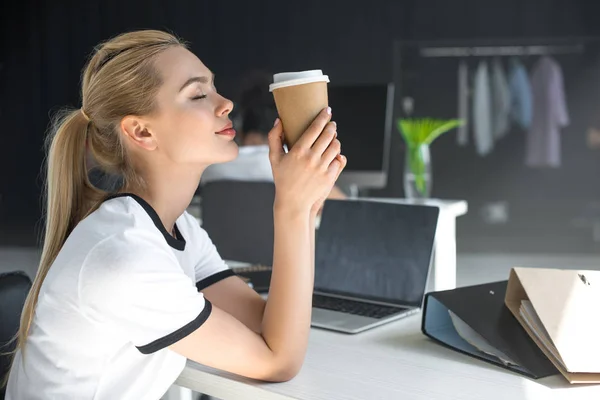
[172,104,214,136]
[162,107,212,155]
[156,101,237,164]
[168,107,236,163]
[183,108,217,151]
[186,106,214,130]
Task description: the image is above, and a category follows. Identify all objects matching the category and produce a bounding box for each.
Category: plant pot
[404,144,432,200]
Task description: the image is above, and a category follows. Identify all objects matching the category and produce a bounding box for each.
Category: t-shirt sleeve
[182,212,235,290]
[79,231,211,354]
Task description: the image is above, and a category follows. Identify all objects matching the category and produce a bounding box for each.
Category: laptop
[311,200,439,334]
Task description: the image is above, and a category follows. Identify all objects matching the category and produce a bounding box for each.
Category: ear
[120,115,157,151]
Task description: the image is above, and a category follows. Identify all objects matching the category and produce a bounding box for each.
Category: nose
[216,94,234,117]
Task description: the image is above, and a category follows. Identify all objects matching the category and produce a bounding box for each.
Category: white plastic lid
[269,70,330,92]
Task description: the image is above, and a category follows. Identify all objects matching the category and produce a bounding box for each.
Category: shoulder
[100,194,147,215]
[77,228,187,322]
[86,194,157,233]
[60,194,166,272]
[80,228,177,289]
[176,211,212,245]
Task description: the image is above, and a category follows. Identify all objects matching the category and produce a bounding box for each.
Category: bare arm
[170,108,346,381]
[201,212,321,336]
[201,276,266,334]
[200,213,317,342]
[260,207,313,375]
[170,212,313,381]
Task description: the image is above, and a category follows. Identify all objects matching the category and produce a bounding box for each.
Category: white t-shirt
[6,194,233,400]
[201,145,273,184]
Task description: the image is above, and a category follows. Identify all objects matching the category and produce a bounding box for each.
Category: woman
[5,30,345,399]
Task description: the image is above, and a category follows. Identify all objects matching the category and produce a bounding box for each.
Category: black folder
[421,280,558,379]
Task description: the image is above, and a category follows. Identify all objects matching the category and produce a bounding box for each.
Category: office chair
[200,181,275,266]
[0,271,32,399]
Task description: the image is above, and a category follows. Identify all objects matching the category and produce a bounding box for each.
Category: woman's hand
[268,107,347,217]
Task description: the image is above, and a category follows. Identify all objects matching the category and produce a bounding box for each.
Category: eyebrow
[179,73,215,92]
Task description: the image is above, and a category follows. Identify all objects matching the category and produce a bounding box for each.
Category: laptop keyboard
[312,294,405,319]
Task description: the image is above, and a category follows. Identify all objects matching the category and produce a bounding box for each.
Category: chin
[216,142,239,164]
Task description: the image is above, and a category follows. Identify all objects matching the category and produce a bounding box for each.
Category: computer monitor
[328,83,394,190]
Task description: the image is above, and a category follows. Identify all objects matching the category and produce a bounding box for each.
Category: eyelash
[192,94,207,100]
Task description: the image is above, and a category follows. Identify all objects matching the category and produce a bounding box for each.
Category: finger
[268,118,284,164]
[321,139,341,167]
[334,154,347,180]
[326,158,343,177]
[311,121,337,155]
[294,107,332,150]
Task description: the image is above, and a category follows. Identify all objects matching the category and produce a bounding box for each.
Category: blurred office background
[3,0,600,258]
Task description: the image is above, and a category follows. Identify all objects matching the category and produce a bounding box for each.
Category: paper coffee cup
[269,70,330,148]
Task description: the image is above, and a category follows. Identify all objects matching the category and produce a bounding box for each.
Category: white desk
[176,315,599,400]
[361,198,468,292]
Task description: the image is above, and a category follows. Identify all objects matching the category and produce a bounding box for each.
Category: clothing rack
[391,39,596,109]
[419,44,585,58]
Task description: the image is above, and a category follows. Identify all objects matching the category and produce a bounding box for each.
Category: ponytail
[18,109,106,356]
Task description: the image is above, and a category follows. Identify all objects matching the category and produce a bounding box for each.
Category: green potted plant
[397,118,463,200]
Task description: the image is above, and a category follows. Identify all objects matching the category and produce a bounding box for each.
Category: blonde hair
[4,30,185,381]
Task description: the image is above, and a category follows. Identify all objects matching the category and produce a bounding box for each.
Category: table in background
[361,198,468,291]
[176,314,598,400]
[190,197,467,293]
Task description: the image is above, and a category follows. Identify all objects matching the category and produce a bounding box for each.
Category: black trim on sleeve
[104,193,186,251]
[196,269,236,291]
[136,300,213,355]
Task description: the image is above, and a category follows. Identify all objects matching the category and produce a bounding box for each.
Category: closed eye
[191,94,207,100]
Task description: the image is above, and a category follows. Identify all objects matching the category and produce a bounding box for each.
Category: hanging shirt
[526,56,570,168]
[457,61,470,146]
[472,61,494,156]
[491,58,511,139]
[201,145,273,184]
[6,194,234,400]
[508,58,533,130]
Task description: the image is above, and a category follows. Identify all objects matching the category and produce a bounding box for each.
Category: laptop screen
[314,200,439,308]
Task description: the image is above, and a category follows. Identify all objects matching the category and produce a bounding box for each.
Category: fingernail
[334,131,338,138]
[274,118,280,126]
[332,121,337,127]
[326,107,332,115]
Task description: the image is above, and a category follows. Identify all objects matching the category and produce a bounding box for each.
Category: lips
[216,122,236,137]
[215,122,235,136]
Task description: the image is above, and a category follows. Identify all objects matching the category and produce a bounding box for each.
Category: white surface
[434,209,459,291]
[269,70,329,91]
[362,198,468,291]
[177,315,600,400]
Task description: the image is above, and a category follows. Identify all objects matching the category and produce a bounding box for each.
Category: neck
[129,160,205,233]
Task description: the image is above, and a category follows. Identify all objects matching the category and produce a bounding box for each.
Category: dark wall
[2,0,600,250]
